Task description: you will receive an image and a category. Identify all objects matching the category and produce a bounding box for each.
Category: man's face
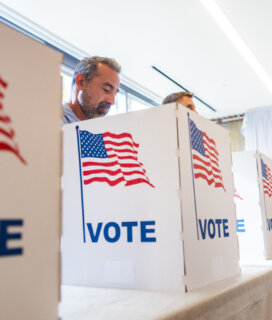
[78,63,120,119]
[178,96,197,113]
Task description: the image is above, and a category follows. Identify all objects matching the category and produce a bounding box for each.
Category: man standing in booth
[162,92,197,113]
[62,56,121,125]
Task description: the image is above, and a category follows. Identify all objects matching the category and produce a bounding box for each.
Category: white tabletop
[59,265,272,320]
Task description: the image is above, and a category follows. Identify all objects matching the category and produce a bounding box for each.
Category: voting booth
[62,103,240,292]
[0,24,62,319]
[233,151,272,261]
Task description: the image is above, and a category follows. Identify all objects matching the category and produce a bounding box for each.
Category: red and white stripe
[0,78,26,164]
[82,132,154,187]
[193,132,225,191]
[234,188,243,200]
[263,164,272,197]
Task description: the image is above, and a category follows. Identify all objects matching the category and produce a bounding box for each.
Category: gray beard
[80,101,110,119]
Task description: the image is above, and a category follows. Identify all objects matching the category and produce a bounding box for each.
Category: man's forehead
[94,64,120,88]
[180,95,193,101]
[97,63,117,76]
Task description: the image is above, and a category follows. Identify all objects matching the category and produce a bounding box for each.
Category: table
[59,266,272,320]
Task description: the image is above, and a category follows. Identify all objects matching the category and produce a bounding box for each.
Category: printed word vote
[198,218,229,240]
[267,219,272,231]
[86,221,156,243]
[0,219,23,256]
[237,219,246,233]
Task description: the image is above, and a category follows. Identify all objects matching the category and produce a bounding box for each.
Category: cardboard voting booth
[62,103,240,292]
[0,24,62,319]
[233,151,272,260]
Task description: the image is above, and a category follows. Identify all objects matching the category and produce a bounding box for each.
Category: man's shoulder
[62,103,79,125]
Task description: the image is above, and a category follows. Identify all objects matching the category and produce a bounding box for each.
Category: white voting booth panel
[258,153,272,258]
[178,107,240,290]
[62,105,184,292]
[233,151,272,261]
[0,24,62,319]
[62,103,240,292]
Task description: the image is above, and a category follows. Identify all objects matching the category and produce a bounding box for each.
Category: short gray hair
[72,56,121,86]
[162,92,194,104]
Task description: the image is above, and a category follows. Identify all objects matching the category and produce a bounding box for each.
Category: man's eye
[103,88,109,93]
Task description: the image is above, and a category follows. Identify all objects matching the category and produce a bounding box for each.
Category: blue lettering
[215,219,222,237]
[86,222,103,242]
[223,219,229,237]
[86,220,157,243]
[0,219,23,257]
[237,219,246,232]
[121,221,138,242]
[140,221,156,242]
[208,219,215,239]
[198,219,207,239]
[267,219,272,231]
[104,222,120,243]
[198,218,229,239]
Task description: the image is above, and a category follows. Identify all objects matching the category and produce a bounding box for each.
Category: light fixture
[152,66,216,112]
[200,0,272,94]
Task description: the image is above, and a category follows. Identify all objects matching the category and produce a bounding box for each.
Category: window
[61,72,72,103]
[127,93,151,112]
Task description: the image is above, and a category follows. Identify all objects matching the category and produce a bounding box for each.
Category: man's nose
[105,92,116,106]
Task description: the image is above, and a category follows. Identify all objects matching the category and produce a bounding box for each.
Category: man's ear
[75,73,85,90]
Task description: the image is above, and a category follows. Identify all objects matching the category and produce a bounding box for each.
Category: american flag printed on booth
[189,119,225,191]
[78,129,154,188]
[0,76,26,165]
[234,188,243,200]
[261,158,272,197]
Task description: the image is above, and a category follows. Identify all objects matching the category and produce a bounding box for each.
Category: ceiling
[1,0,272,118]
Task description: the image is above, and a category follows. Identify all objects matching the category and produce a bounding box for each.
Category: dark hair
[72,56,121,86]
[162,92,194,104]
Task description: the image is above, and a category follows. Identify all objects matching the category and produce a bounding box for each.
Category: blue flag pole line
[76,125,86,243]
[187,112,200,240]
